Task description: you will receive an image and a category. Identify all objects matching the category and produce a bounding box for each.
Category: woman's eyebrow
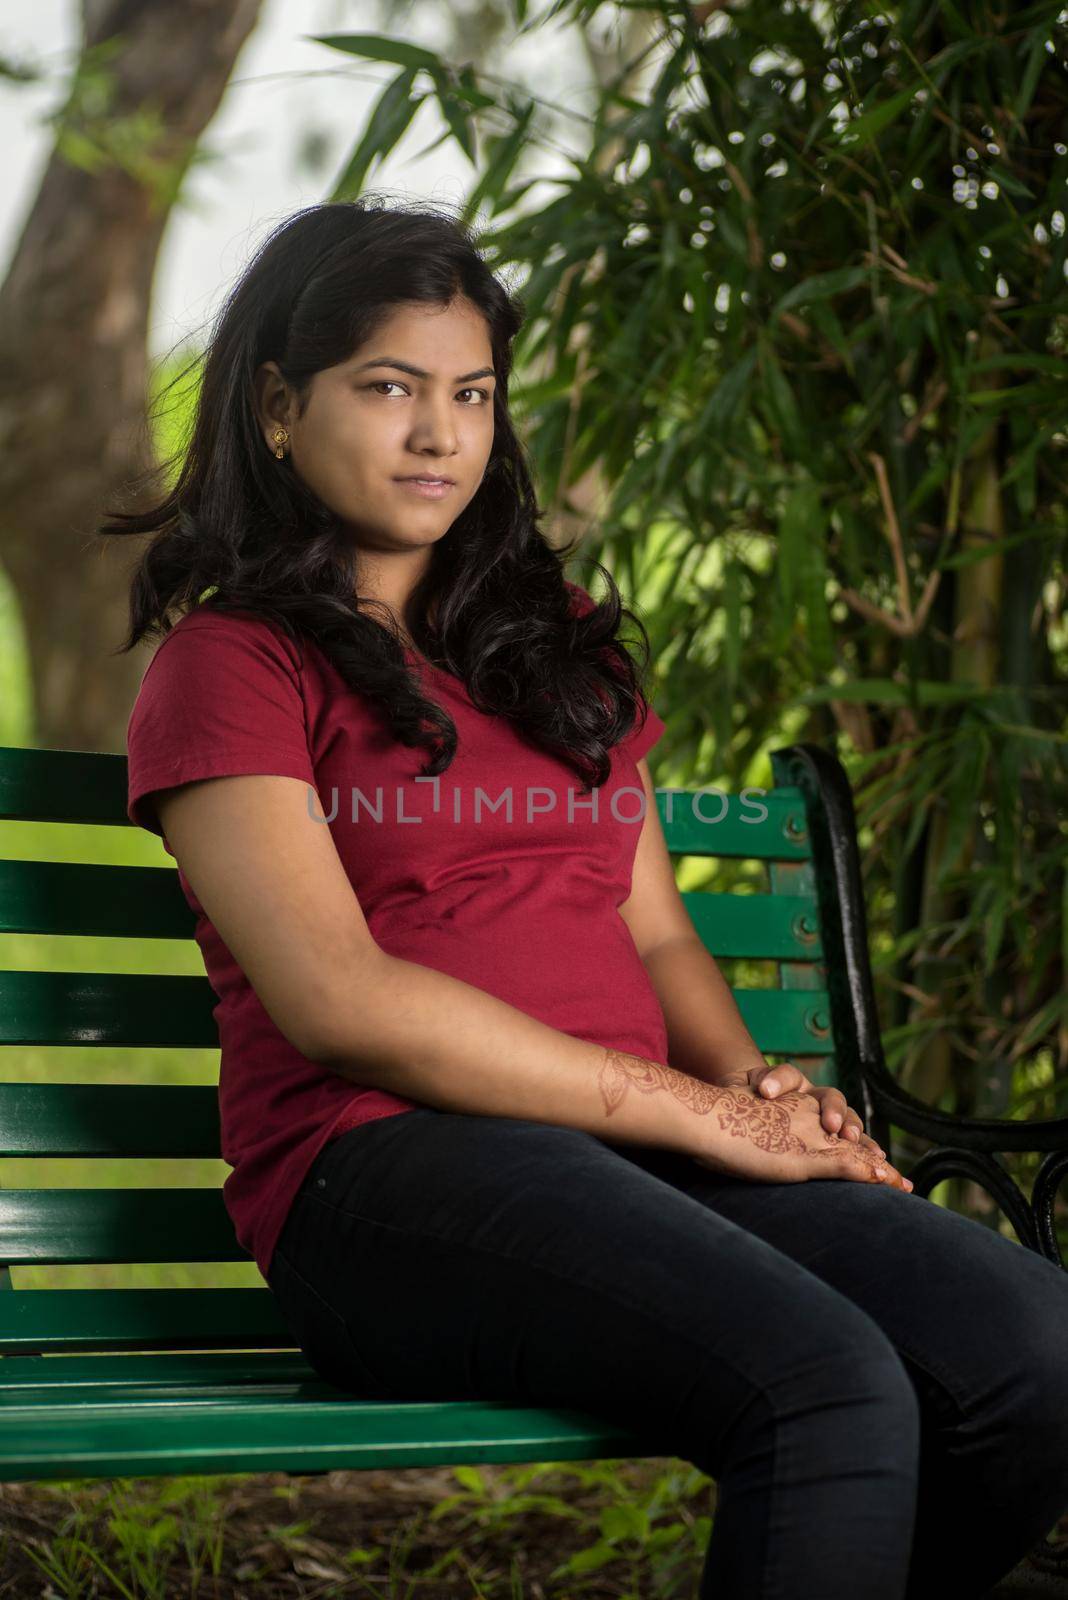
[354,357,496,382]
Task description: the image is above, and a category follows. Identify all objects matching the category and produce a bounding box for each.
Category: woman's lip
[395,476,454,484]
[394,477,455,498]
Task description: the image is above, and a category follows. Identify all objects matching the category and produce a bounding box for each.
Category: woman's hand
[697,1068,914,1196]
[750,1059,869,1137]
[721,1060,886,1153]
[750,1060,880,1142]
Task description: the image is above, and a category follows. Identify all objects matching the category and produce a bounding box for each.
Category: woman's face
[256,297,497,556]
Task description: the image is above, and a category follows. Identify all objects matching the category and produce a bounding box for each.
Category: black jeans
[267,1108,1068,1599]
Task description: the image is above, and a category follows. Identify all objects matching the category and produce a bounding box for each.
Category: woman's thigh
[624,1137,1068,1540]
[630,1140,1068,1422]
[267,1108,918,1475]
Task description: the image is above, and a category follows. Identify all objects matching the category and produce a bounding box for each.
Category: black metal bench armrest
[771,742,1068,1267]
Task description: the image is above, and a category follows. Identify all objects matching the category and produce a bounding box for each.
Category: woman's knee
[788,1303,918,1425]
[702,1287,922,1481]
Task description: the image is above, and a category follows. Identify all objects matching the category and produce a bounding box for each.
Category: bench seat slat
[0,1392,655,1482]
[0,1351,312,1391]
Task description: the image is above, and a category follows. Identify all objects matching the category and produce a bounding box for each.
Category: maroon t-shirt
[125,582,667,1278]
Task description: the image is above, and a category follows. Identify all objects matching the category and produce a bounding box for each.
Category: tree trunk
[0,0,261,752]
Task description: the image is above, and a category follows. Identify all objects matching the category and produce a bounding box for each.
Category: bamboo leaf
[770,265,869,322]
[1013,30,1049,124]
[429,66,477,164]
[836,86,917,149]
[800,679,909,706]
[980,161,1036,198]
[799,499,835,673]
[722,557,743,689]
[310,33,441,72]
[462,99,535,224]
[697,346,758,436]
[775,482,822,641]
[329,68,423,200]
[935,527,1057,570]
[758,338,805,457]
[937,726,988,883]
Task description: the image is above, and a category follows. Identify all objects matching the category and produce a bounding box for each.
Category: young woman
[105,199,1068,1599]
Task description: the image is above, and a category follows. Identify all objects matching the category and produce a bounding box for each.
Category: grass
[0,1458,718,1599]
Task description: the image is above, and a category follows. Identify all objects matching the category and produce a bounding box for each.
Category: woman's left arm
[620,759,883,1152]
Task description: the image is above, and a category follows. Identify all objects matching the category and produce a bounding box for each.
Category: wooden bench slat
[659,788,812,858]
[0,749,128,825]
[0,743,812,863]
[0,1392,654,1482]
[0,1351,313,1391]
[0,1084,219,1157]
[735,988,832,1052]
[680,891,822,958]
[0,1288,286,1351]
[0,1191,243,1266]
[0,860,195,939]
[0,975,828,1055]
[0,971,219,1046]
[0,862,822,955]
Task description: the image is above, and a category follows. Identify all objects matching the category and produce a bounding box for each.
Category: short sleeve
[624,696,666,765]
[126,612,316,852]
[564,579,666,764]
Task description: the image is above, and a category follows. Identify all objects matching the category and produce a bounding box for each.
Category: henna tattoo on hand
[598,1050,725,1117]
[598,1058,888,1180]
[806,1142,886,1179]
[598,1051,807,1152]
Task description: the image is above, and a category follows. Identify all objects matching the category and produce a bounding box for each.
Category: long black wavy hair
[98,197,657,792]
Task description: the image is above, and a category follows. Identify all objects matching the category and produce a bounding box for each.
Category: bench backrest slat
[0,859,195,939]
[0,1189,240,1265]
[0,749,129,825]
[0,1288,291,1351]
[0,1084,218,1157]
[0,971,219,1047]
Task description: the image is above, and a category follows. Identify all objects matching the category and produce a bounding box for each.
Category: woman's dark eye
[366,382,490,404]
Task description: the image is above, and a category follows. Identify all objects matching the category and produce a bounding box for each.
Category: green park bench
[0,739,1065,1488]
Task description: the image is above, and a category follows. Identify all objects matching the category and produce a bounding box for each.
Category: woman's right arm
[155,771,908,1188]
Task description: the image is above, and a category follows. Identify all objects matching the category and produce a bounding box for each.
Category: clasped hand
[718,1061,914,1193]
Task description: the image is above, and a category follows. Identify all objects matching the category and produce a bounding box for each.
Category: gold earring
[272,427,289,460]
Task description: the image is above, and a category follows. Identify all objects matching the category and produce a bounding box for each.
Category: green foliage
[429,1457,713,1593]
[314,1,1068,1126]
[6,1460,712,1597]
